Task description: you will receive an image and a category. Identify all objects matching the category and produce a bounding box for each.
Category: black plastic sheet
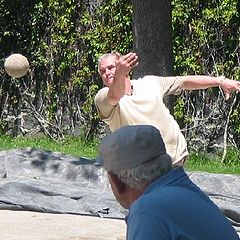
[0,148,127,218]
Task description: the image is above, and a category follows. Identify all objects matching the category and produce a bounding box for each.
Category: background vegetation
[0,0,239,167]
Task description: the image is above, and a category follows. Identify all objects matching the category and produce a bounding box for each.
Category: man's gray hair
[97,52,118,74]
[111,153,173,191]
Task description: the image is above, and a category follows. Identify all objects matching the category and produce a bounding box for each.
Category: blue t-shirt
[126,167,239,240]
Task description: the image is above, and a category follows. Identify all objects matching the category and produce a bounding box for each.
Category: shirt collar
[143,167,187,195]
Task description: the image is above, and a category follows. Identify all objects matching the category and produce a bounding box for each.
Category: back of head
[99,125,173,189]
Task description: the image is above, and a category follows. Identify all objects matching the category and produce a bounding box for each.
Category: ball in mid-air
[4,53,29,78]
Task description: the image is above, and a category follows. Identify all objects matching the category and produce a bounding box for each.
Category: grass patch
[186,150,240,175]
[0,135,239,175]
[0,135,99,159]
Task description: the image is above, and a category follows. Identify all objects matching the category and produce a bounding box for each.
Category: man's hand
[107,52,138,106]
[115,52,139,78]
[219,77,240,100]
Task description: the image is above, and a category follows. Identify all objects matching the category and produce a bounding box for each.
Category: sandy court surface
[0,210,126,240]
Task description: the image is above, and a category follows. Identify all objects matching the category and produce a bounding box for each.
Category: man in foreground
[99,125,239,240]
[95,52,240,166]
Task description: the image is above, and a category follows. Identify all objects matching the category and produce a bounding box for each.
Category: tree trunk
[132,0,175,111]
[132,0,173,78]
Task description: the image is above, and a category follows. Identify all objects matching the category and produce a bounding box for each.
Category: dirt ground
[0,210,126,240]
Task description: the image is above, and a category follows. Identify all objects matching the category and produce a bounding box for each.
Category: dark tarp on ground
[0,148,127,219]
[0,148,239,235]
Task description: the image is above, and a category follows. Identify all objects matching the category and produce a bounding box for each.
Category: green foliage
[0,0,239,147]
[224,147,240,165]
[172,0,240,143]
[80,0,132,57]
[172,0,239,77]
[0,0,133,139]
[186,150,240,175]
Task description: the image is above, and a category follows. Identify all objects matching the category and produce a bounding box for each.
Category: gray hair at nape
[111,153,173,191]
[97,52,119,74]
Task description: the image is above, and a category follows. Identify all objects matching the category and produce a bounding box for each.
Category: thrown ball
[4,53,29,78]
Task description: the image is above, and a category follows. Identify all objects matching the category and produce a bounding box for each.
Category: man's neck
[126,186,145,208]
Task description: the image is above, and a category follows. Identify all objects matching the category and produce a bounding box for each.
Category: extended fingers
[223,80,240,100]
[122,52,138,69]
[122,52,136,60]
[225,91,230,100]
[236,81,240,92]
[115,52,121,60]
[229,80,240,93]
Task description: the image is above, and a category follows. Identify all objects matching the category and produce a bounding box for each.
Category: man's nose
[106,68,111,75]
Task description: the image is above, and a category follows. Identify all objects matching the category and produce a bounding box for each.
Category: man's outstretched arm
[179,75,240,100]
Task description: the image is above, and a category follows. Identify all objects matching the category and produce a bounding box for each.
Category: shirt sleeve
[127,211,171,240]
[94,87,116,120]
[156,76,184,96]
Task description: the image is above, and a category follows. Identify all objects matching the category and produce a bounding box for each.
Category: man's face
[99,56,116,87]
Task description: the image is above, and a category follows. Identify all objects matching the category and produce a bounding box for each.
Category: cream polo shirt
[95,75,188,165]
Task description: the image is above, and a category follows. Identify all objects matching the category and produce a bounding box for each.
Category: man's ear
[108,172,126,193]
